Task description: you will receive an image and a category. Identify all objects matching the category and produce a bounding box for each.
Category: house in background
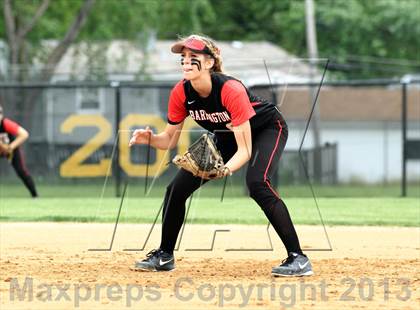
[50,40,317,84]
[277,86,420,183]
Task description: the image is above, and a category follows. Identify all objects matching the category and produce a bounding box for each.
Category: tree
[310,0,420,77]
[1,0,418,81]
[2,0,95,82]
[1,0,95,127]
[203,0,419,78]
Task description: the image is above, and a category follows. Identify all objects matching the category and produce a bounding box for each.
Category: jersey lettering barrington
[167,73,282,134]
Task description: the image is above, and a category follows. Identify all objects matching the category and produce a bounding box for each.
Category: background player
[129,34,312,277]
[0,104,38,198]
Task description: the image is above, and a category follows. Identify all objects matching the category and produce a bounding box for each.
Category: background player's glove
[0,142,9,155]
[172,133,231,180]
[0,143,13,161]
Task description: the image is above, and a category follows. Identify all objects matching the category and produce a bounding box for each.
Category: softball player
[130,34,312,277]
[0,105,38,198]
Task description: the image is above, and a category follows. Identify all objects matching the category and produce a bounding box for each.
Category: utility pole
[305,0,323,183]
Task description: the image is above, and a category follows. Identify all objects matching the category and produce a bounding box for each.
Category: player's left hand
[172,133,232,180]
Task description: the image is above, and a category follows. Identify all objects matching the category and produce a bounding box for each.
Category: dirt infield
[1,223,419,309]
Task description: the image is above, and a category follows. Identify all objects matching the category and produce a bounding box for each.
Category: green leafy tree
[203,0,419,78]
[1,0,418,80]
[2,0,95,81]
[1,0,95,127]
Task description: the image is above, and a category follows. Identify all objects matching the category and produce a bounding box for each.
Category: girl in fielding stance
[129,34,312,277]
[0,104,38,198]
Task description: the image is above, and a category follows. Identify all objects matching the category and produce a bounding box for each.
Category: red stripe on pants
[263,120,283,199]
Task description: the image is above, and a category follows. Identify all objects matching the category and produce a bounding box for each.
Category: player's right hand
[129,126,153,147]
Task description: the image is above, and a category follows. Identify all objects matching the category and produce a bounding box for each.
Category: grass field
[1,196,418,226]
[1,181,420,198]
[1,182,419,226]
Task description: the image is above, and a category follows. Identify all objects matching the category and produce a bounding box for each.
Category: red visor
[171,38,213,56]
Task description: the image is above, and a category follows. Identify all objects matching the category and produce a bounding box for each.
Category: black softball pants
[10,148,38,197]
[159,119,303,255]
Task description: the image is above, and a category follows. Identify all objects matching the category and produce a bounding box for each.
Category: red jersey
[167,73,284,135]
[0,117,19,143]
